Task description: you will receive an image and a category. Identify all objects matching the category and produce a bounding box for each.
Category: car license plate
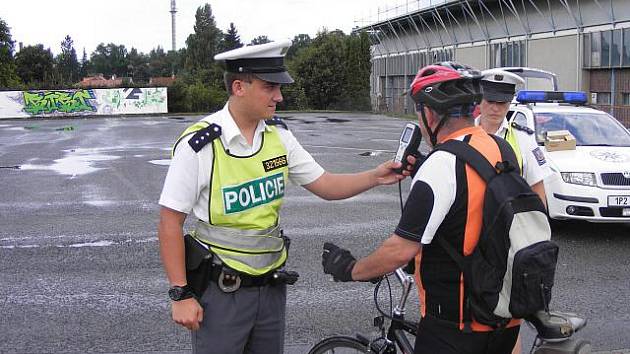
[608,195,630,207]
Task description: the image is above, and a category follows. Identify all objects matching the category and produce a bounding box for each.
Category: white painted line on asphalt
[149,159,171,166]
[0,200,157,210]
[84,200,116,207]
[370,138,399,142]
[20,152,120,176]
[67,240,117,247]
[0,237,158,249]
[302,144,395,153]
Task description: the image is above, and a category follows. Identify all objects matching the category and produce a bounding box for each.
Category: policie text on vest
[222,173,285,214]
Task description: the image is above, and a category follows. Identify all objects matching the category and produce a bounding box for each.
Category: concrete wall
[455,45,487,71]
[0,87,168,119]
[527,35,580,91]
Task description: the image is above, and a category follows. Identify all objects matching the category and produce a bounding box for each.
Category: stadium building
[355,0,630,126]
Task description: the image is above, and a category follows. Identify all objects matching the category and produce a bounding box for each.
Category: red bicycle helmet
[410,62,482,112]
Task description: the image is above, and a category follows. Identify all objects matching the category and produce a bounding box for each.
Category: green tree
[15,44,55,86]
[166,48,185,76]
[292,30,347,109]
[79,48,89,79]
[90,43,129,78]
[0,18,20,88]
[286,34,311,60]
[185,3,222,72]
[148,46,171,77]
[342,32,371,110]
[56,35,80,85]
[167,79,189,112]
[220,22,243,51]
[127,47,150,83]
[249,35,271,46]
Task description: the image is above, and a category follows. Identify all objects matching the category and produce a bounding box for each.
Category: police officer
[477,69,552,207]
[157,39,410,354]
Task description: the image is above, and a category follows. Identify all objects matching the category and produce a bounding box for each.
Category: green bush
[167,79,189,113]
[186,81,227,113]
[207,86,227,112]
[278,84,307,110]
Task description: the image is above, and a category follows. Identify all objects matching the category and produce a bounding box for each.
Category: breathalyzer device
[393,123,421,174]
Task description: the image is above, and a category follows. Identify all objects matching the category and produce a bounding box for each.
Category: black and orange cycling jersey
[395,126,520,332]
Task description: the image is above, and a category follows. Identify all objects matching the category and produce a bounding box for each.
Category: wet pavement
[1,113,629,353]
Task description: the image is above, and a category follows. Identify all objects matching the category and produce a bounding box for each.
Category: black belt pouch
[184,234,212,298]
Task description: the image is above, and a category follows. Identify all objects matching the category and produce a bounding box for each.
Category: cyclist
[477,69,551,208]
[322,62,521,354]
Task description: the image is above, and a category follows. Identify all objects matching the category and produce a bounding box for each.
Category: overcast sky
[0,0,442,56]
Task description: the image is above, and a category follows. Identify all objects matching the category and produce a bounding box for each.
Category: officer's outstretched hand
[322,242,356,282]
[172,297,204,331]
[374,155,417,185]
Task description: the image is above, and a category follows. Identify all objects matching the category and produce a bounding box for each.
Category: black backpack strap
[434,234,474,332]
[488,135,521,176]
[434,235,466,270]
[434,139,498,183]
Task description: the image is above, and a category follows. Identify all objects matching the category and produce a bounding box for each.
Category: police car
[508,90,630,222]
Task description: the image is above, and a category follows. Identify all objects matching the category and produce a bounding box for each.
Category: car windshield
[534,111,630,146]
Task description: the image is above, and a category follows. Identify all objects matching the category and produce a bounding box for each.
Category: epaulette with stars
[510,121,534,135]
[265,116,289,130]
[188,123,222,152]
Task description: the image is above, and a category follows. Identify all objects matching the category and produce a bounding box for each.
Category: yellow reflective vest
[173,122,289,275]
[502,123,523,174]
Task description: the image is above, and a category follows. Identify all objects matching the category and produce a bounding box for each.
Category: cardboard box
[545,130,576,151]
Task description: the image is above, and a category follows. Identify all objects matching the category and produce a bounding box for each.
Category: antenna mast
[170,0,177,52]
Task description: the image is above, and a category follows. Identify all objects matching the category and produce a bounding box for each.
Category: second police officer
[476,69,552,207]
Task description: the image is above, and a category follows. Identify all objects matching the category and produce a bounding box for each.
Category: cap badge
[425,87,433,93]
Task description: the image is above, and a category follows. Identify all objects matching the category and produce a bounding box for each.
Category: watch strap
[169,285,195,301]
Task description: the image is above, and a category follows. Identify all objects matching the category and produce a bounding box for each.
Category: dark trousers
[192,281,287,354]
[414,316,519,354]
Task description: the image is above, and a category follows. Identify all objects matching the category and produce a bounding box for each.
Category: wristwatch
[168,285,195,301]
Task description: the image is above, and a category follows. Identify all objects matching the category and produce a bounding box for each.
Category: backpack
[431,135,558,329]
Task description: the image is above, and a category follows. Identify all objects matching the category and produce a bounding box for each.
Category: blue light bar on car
[516,90,587,105]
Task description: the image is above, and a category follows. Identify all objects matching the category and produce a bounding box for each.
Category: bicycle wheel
[308,335,370,354]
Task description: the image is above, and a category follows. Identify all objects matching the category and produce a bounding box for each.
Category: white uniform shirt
[475,117,552,186]
[159,104,325,222]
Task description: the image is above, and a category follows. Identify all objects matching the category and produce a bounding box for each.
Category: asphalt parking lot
[1,112,629,354]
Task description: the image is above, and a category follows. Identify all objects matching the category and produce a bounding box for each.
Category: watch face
[168,286,183,301]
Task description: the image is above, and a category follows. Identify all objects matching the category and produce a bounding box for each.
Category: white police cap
[214,39,294,84]
[480,69,525,102]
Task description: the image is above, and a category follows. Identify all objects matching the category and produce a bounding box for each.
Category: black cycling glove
[322,242,356,282]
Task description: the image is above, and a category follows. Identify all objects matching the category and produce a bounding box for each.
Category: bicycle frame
[310,266,590,354]
[357,268,418,354]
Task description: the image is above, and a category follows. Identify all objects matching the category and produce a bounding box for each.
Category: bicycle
[308,268,591,354]
[308,268,417,354]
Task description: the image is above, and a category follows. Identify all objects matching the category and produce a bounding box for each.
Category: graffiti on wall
[23,90,97,115]
[102,88,165,111]
[0,87,168,119]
